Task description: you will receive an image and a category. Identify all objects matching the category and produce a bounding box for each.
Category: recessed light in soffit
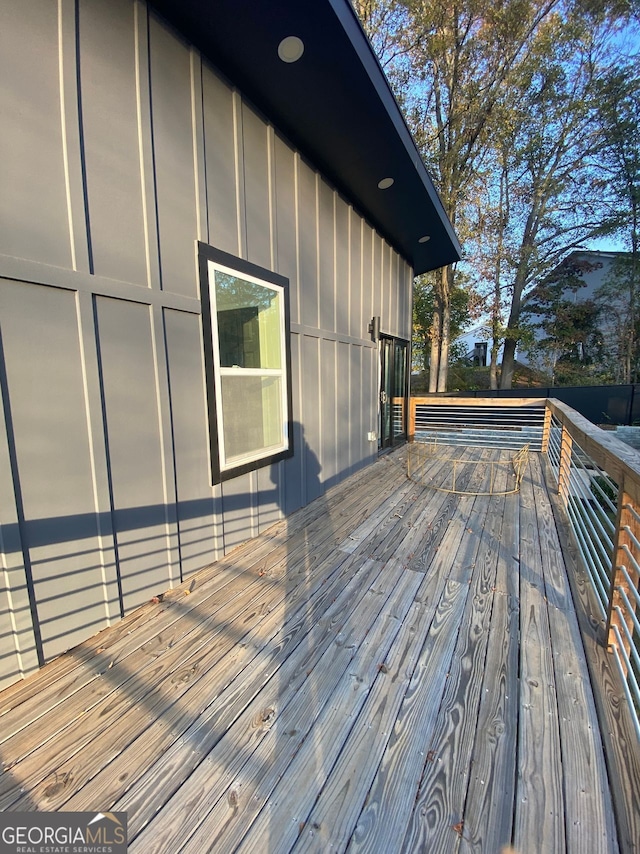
[377,177,395,189]
[418,235,431,243]
[278,36,305,63]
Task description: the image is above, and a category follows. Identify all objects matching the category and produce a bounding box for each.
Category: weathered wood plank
[126,460,478,850]
[291,564,457,853]
[358,466,501,854]
[221,567,435,854]
[514,461,565,852]
[0,456,404,749]
[458,490,520,854]
[396,492,507,853]
[1,469,413,805]
[67,550,390,819]
[340,453,452,555]
[4,464,423,810]
[130,559,420,853]
[298,475,499,853]
[412,396,546,408]
[60,558,379,816]
[0,445,629,854]
[0,456,388,731]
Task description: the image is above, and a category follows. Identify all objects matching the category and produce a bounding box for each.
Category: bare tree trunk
[491,162,508,392]
[438,292,451,392]
[500,338,517,389]
[630,199,639,382]
[500,238,534,388]
[428,306,441,393]
[489,345,499,389]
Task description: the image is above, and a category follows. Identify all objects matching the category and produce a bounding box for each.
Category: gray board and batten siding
[0,0,414,689]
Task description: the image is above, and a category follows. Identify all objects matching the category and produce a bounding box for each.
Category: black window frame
[198,242,294,484]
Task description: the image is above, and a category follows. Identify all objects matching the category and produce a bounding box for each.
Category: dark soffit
[149,0,461,275]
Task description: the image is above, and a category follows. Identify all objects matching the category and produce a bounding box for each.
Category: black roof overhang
[149,0,461,275]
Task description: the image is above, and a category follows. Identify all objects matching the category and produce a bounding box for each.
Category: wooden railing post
[558,423,573,507]
[408,397,416,442]
[541,404,552,455]
[606,492,640,665]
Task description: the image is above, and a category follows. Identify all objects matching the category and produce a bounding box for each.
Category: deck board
[515,456,566,852]
[0,445,636,853]
[398,487,509,853]
[459,491,520,853]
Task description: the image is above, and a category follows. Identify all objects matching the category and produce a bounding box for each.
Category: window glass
[199,245,293,483]
[214,272,282,370]
[220,374,284,462]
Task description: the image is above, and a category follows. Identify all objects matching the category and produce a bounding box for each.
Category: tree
[405,0,568,391]
[594,66,640,380]
[354,0,639,389]
[466,137,515,389]
[354,0,567,390]
[495,10,633,386]
[412,274,477,374]
[595,254,640,381]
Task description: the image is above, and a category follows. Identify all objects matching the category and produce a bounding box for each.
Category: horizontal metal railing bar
[566,495,610,584]
[567,460,617,545]
[624,502,640,525]
[566,500,610,615]
[611,628,640,742]
[565,452,617,547]
[574,466,617,520]
[414,409,545,417]
[620,520,640,552]
[619,545,640,582]
[412,401,546,456]
[546,398,640,504]
[548,411,614,616]
[413,430,537,440]
[619,564,640,610]
[413,417,545,422]
[413,437,541,451]
[413,417,544,425]
[567,495,614,586]
[613,601,640,678]
[591,484,619,520]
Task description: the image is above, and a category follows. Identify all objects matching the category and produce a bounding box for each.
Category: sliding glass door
[379,336,409,449]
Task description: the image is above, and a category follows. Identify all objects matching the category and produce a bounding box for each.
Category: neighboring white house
[518,249,632,367]
[454,324,497,366]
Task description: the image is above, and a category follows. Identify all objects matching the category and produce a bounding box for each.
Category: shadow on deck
[0,446,638,853]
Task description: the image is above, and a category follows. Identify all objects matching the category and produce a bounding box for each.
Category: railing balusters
[607,499,640,669]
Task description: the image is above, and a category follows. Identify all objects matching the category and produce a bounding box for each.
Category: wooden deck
[0,446,637,852]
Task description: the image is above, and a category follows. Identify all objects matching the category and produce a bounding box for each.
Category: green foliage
[412,276,476,373]
[596,64,640,242]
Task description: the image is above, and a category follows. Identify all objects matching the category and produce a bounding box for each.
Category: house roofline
[148,0,461,275]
